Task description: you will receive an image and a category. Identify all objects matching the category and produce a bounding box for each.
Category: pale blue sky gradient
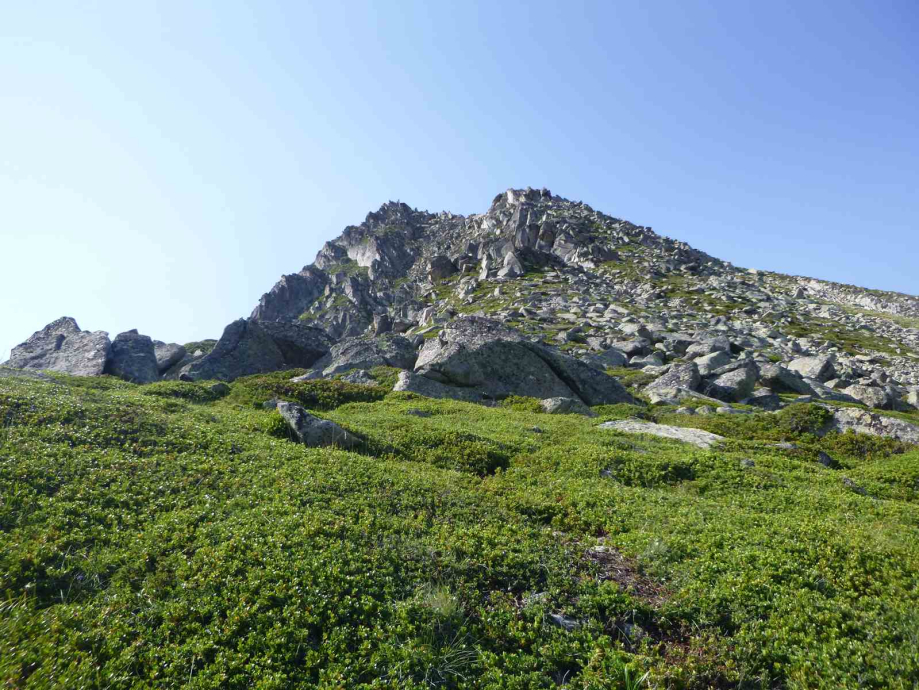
[2,1,917,359]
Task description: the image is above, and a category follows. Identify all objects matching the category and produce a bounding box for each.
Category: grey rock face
[645,363,701,399]
[7,317,111,376]
[414,317,634,406]
[539,397,597,416]
[308,334,417,378]
[758,363,816,395]
[180,319,286,381]
[695,351,732,376]
[429,255,458,281]
[745,388,782,411]
[842,384,893,410]
[392,370,487,402]
[153,341,187,373]
[788,356,836,383]
[704,362,758,402]
[582,347,628,370]
[276,402,361,449]
[255,321,332,369]
[104,330,160,384]
[822,408,919,444]
[598,419,725,449]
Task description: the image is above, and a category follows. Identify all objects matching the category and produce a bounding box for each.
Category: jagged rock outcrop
[6,317,111,376]
[104,330,160,384]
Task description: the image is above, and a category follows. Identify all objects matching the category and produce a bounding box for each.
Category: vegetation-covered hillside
[2,371,918,688]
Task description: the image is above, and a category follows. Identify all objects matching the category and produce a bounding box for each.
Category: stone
[153,342,187,373]
[610,339,650,357]
[788,356,836,383]
[695,350,732,376]
[685,337,731,358]
[179,319,286,382]
[539,397,597,417]
[7,317,111,377]
[392,370,488,403]
[255,321,332,369]
[645,363,701,399]
[305,333,417,378]
[822,408,919,445]
[704,362,758,402]
[339,369,379,386]
[276,402,361,449]
[208,382,231,396]
[582,347,628,370]
[745,388,782,411]
[413,317,634,406]
[104,330,160,384]
[758,363,816,395]
[842,384,893,410]
[598,419,725,449]
[817,451,837,468]
[428,255,458,281]
[629,353,664,368]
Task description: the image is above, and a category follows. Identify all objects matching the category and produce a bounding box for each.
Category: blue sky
[2,1,917,359]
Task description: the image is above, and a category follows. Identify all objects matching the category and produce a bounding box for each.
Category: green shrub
[228,371,387,410]
[500,395,543,413]
[142,380,221,403]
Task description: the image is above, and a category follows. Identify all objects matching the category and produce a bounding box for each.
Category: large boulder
[645,363,701,401]
[758,363,816,395]
[695,351,732,376]
[104,330,160,384]
[255,321,332,368]
[842,384,894,410]
[276,402,361,449]
[412,317,634,406]
[180,319,286,381]
[788,356,835,383]
[704,361,758,402]
[302,334,417,379]
[428,255,458,281]
[392,370,487,403]
[7,317,111,376]
[582,347,628,370]
[540,397,596,417]
[821,408,919,445]
[153,341,187,373]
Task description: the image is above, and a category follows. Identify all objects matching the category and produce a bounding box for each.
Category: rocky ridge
[6,188,919,434]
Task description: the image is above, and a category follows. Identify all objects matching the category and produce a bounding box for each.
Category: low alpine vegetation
[2,373,918,688]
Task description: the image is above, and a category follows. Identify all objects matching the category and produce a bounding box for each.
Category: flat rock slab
[598,419,725,449]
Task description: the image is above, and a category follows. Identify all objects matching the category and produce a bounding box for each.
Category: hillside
[3,188,919,688]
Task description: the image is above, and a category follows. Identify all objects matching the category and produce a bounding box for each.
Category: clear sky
[2,1,917,359]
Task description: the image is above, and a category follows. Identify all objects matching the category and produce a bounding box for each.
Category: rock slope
[7,187,919,420]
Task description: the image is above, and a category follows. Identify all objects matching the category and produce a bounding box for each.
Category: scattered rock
[540,397,597,417]
[788,356,836,383]
[598,419,725,449]
[276,401,361,449]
